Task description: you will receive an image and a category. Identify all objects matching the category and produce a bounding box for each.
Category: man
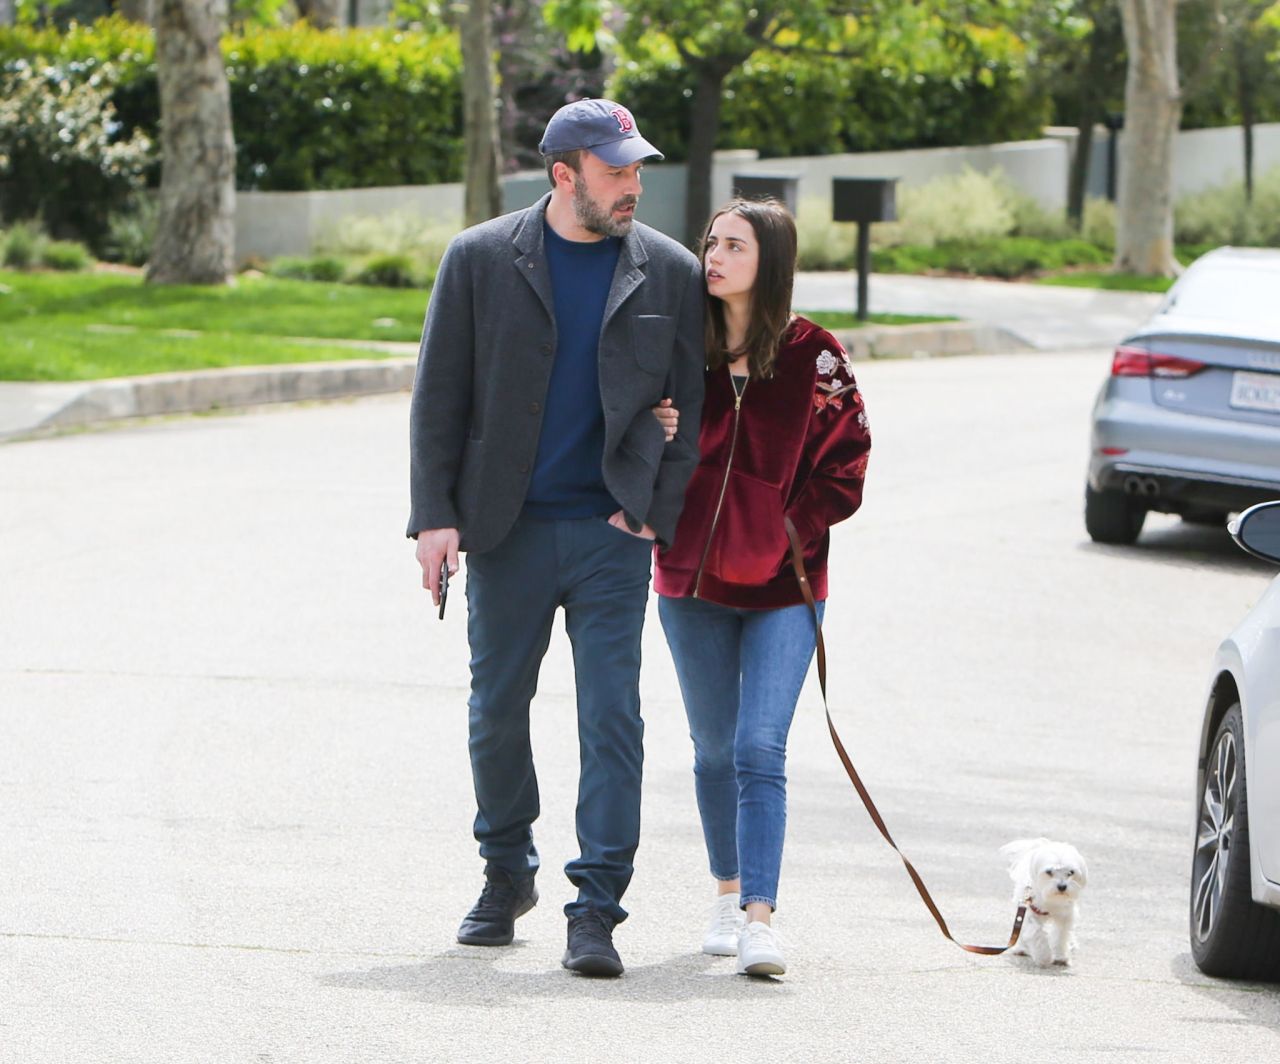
[408,99,705,977]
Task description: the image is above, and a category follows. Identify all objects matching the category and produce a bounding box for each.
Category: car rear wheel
[1189,703,1280,980]
[1084,485,1146,544]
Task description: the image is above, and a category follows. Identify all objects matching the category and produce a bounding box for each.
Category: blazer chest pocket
[629,313,675,375]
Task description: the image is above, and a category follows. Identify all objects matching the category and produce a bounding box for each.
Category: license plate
[1229,371,1280,413]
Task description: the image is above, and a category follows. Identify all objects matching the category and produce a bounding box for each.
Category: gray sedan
[1191,500,1280,980]
[1085,247,1280,544]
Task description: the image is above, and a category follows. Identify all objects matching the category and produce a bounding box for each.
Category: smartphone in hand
[438,559,450,620]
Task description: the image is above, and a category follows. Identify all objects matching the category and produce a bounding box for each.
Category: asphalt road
[2,348,1278,1063]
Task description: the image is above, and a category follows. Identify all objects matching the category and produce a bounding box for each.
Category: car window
[1167,265,1280,325]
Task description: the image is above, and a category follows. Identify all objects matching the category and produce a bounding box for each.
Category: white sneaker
[736,920,786,976]
[702,892,745,956]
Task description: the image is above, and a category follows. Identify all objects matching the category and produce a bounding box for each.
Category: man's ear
[551,160,575,191]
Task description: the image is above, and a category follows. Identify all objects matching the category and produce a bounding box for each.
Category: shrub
[314,210,455,288]
[1175,168,1280,248]
[40,239,93,271]
[1009,190,1074,242]
[0,18,464,195]
[103,194,158,267]
[795,198,857,270]
[888,168,1017,247]
[0,59,153,249]
[1081,198,1117,250]
[873,236,1109,278]
[269,255,349,282]
[2,220,43,268]
[352,253,421,288]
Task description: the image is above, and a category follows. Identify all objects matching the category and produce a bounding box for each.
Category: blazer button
[519,462,530,473]
[540,343,552,356]
[529,401,541,414]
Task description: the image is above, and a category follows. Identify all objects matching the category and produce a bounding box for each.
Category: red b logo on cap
[611,108,634,134]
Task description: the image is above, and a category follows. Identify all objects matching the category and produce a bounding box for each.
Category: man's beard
[573,176,636,238]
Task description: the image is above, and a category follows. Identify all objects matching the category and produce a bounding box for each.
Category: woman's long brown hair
[700,197,797,379]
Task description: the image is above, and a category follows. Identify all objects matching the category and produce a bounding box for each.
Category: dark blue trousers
[464,513,653,924]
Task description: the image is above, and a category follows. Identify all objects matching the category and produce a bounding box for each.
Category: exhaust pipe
[1122,475,1161,497]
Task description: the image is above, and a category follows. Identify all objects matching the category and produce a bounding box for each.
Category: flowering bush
[0,59,153,249]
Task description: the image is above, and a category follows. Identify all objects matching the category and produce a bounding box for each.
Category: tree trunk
[1235,36,1255,202]
[117,0,156,23]
[147,0,236,286]
[1115,0,1182,276]
[684,62,729,247]
[295,0,344,27]
[0,0,14,25]
[461,0,501,226]
[1068,117,1097,230]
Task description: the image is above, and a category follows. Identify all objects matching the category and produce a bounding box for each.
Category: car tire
[1084,485,1145,545]
[1189,703,1280,980]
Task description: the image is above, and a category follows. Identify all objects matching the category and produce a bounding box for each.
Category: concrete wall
[501,164,691,238]
[236,183,466,262]
[1046,121,1280,202]
[1168,122,1280,197]
[234,123,1280,261]
[710,139,1070,214]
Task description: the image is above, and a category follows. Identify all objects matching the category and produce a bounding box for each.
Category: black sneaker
[456,869,538,946]
[562,908,624,977]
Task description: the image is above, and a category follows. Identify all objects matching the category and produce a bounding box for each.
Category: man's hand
[652,397,679,442]
[416,528,460,606]
[608,510,657,541]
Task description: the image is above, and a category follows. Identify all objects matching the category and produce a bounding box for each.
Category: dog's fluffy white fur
[1000,837,1088,967]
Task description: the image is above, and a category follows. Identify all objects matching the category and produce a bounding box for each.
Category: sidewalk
[0,274,1160,441]
[794,271,1163,350]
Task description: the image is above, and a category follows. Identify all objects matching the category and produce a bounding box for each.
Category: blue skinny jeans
[657,594,822,911]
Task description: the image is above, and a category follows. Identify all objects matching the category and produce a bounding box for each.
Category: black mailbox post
[832,177,898,321]
[732,174,800,217]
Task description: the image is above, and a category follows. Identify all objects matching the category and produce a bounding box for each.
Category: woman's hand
[652,397,679,442]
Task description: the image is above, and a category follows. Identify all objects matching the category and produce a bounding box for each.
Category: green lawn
[800,310,956,329]
[1034,272,1172,293]
[0,270,427,380]
[0,270,965,382]
[1,323,411,382]
[1035,272,1176,293]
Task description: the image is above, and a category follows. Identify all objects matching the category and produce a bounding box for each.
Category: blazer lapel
[603,231,648,328]
[512,193,556,323]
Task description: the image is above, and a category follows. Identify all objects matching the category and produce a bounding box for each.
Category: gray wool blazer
[407,193,706,553]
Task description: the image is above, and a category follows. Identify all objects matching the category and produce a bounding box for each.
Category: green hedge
[0,17,463,192]
[873,237,1111,279]
[610,35,1049,161]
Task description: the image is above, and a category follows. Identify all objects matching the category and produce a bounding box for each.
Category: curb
[0,321,1032,442]
[1,357,416,442]
[830,321,1035,360]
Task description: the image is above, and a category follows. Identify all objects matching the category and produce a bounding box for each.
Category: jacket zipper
[693,375,747,598]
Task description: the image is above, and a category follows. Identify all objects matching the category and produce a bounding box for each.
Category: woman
[655,198,871,976]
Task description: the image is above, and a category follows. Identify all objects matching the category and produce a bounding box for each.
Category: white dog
[1000,838,1088,967]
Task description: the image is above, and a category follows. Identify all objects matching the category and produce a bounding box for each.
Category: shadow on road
[1171,953,1280,1031]
[320,945,793,1004]
[1078,521,1277,577]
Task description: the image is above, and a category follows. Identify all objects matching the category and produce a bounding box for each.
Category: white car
[1190,500,1280,979]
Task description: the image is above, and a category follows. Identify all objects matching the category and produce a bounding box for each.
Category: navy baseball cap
[538,99,664,166]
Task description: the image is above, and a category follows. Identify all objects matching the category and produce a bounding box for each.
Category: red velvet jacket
[654,316,871,609]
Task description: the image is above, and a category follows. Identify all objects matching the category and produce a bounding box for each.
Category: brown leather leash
[784,517,1026,956]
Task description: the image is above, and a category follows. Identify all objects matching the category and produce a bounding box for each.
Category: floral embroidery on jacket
[814,343,859,411]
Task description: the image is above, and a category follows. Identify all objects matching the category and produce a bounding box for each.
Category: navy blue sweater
[523,222,622,519]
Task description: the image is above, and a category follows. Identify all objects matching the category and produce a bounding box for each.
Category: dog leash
[784,517,1026,956]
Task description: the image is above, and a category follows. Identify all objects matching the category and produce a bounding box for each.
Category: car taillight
[1111,345,1206,378]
